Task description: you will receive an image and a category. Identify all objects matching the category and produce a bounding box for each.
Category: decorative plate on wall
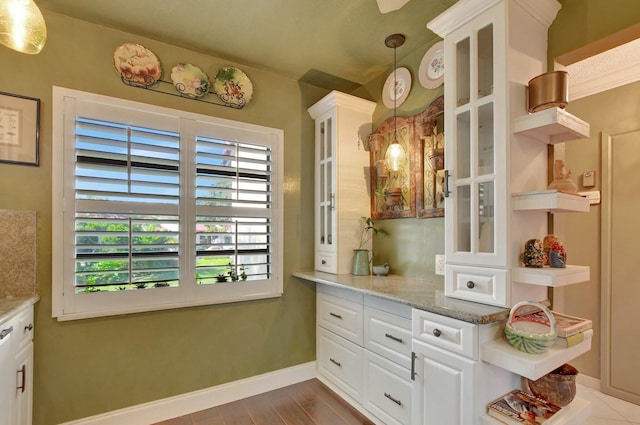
[113,43,162,87]
[213,67,253,108]
[419,41,444,89]
[170,63,210,98]
[382,67,411,109]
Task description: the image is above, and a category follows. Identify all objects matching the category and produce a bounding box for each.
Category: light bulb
[385,141,406,172]
[0,0,47,54]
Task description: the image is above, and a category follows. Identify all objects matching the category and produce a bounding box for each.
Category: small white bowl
[372,264,389,276]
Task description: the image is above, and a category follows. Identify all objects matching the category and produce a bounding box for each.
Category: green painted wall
[550,0,640,61]
[0,10,320,424]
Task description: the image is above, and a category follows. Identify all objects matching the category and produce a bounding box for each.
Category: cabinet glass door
[318,117,334,249]
[449,22,496,260]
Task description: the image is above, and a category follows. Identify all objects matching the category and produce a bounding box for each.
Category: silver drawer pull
[384,392,402,406]
[432,328,442,337]
[0,326,13,340]
[329,358,342,367]
[329,312,342,319]
[385,333,403,343]
[466,280,475,289]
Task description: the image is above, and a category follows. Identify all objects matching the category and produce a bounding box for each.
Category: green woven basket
[505,301,557,354]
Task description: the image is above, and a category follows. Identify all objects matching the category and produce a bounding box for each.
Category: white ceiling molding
[556,37,640,101]
[376,0,411,14]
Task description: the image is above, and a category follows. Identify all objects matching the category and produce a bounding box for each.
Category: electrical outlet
[435,254,445,275]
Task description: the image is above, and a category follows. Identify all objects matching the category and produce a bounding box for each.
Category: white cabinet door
[317,327,363,402]
[13,343,33,425]
[412,340,476,425]
[443,4,508,270]
[0,326,14,425]
[363,351,412,425]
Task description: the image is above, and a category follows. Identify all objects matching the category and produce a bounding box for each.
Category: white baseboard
[576,373,600,391]
[59,361,317,425]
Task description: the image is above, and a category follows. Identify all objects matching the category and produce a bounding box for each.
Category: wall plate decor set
[113,43,253,109]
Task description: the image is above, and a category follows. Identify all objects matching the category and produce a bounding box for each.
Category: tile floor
[580,385,640,424]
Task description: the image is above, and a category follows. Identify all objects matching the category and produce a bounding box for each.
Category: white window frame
[52,87,284,321]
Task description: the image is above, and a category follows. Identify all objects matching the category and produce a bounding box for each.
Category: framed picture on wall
[0,91,40,166]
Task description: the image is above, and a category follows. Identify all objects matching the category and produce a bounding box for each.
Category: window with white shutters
[52,87,284,320]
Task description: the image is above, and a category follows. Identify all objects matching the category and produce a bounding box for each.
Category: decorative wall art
[369,95,445,219]
[112,43,254,109]
[0,91,40,166]
[369,113,417,219]
[415,95,445,218]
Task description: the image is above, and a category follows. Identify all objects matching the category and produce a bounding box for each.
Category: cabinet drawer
[317,292,363,345]
[363,351,412,425]
[412,309,478,360]
[364,307,412,369]
[317,327,363,402]
[315,252,337,274]
[13,308,34,353]
[445,264,509,307]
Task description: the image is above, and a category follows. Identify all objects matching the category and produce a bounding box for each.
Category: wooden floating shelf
[481,329,593,381]
[512,190,589,213]
[513,107,590,144]
[481,396,590,425]
[512,265,590,287]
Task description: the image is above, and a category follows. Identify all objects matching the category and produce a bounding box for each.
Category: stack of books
[487,389,562,424]
[514,309,592,348]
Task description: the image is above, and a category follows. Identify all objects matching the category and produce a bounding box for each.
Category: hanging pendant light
[0,0,47,54]
[384,33,406,172]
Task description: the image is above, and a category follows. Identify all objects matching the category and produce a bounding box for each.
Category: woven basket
[505,301,557,354]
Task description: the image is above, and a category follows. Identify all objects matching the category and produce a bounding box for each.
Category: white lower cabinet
[317,327,363,402]
[13,343,33,425]
[316,285,412,424]
[0,303,35,425]
[412,340,476,425]
[412,309,478,425]
[363,351,412,425]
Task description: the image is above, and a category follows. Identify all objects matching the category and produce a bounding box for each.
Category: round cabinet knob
[466,280,475,289]
[433,328,442,337]
[321,260,327,265]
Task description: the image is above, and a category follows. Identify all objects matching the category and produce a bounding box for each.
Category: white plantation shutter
[52,88,283,320]
[194,131,274,284]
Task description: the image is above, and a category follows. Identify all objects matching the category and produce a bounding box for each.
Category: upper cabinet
[431,0,590,308]
[308,91,376,274]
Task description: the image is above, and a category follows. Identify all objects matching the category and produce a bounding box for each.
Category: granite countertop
[293,271,509,325]
[0,295,40,327]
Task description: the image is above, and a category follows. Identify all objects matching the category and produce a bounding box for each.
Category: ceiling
[37,0,456,90]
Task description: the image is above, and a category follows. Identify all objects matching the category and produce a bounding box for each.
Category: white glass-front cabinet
[308,91,376,274]
[436,0,579,308]
[440,0,510,307]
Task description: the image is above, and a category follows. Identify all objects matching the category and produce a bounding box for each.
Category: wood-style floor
[153,379,376,425]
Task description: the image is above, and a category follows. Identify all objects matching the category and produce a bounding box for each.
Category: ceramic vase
[352,249,371,275]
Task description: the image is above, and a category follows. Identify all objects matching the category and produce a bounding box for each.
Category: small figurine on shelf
[549,241,567,268]
[522,239,546,268]
[548,159,578,193]
[543,234,559,266]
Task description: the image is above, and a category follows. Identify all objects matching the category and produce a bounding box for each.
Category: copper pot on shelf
[527,70,568,113]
